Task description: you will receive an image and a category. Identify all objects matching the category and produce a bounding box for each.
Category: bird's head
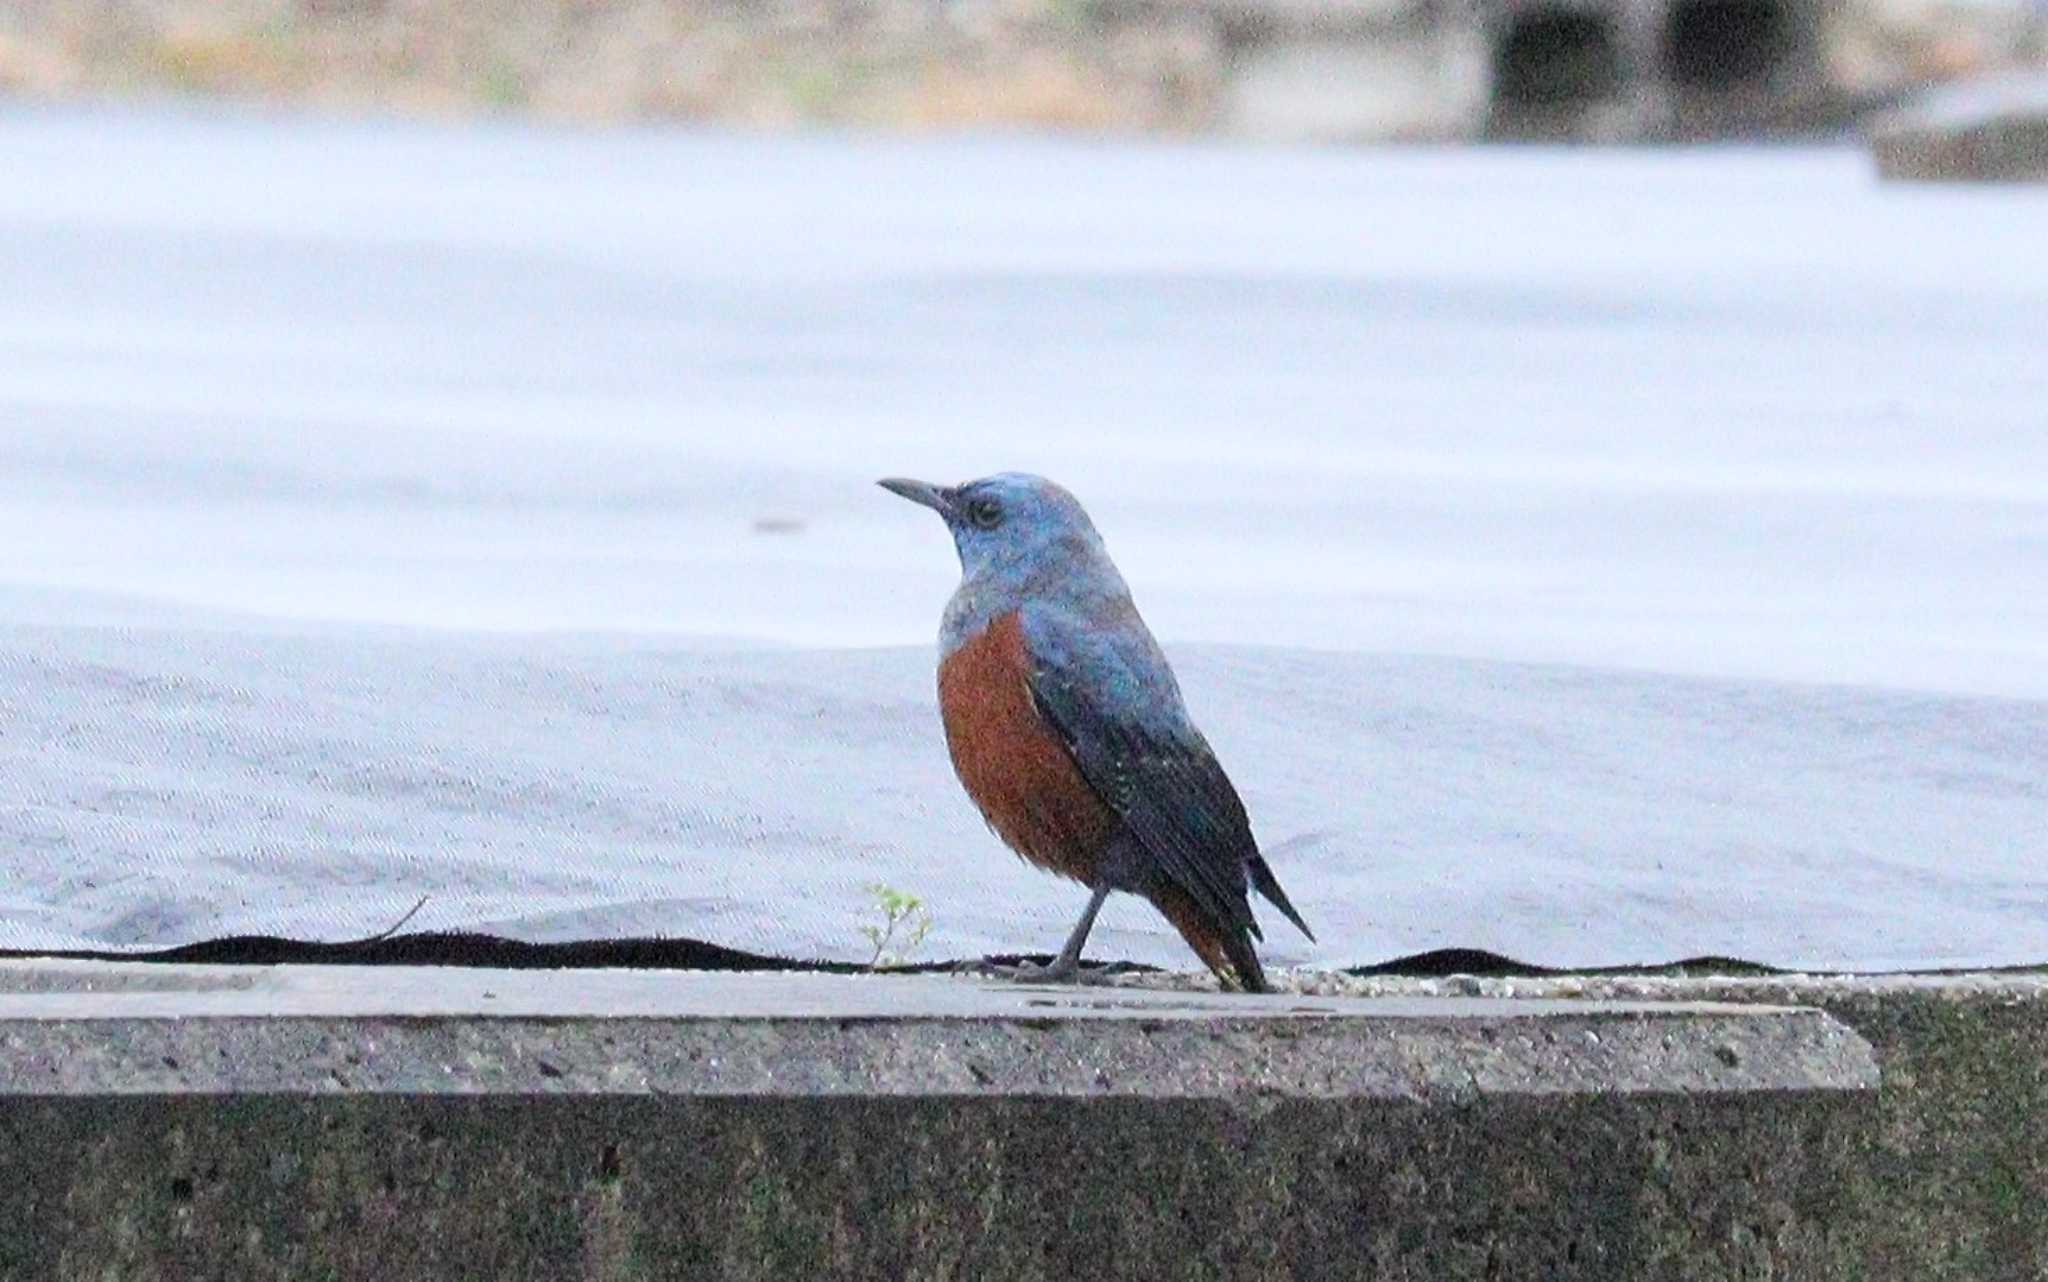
[878,472,1106,587]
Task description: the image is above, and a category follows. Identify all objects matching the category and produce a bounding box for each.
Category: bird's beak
[877,477,956,516]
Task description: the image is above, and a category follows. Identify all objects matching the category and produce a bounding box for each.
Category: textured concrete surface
[0,962,1888,1280]
[0,1090,1877,1281]
[0,964,1871,1099]
[1225,969,2048,1280]
[4,964,2046,1278]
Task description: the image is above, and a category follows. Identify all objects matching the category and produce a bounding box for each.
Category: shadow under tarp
[0,933,1786,978]
[8,933,2043,978]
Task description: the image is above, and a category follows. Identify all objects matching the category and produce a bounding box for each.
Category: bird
[879,472,1314,992]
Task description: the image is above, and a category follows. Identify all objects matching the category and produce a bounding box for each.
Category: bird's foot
[973,956,1120,987]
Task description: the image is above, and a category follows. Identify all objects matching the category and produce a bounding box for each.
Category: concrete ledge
[0,963,1872,1099]
[0,963,1895,1279]
[7,965,2048,1279]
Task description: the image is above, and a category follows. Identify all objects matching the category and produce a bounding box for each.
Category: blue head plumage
[878,472,1134,652]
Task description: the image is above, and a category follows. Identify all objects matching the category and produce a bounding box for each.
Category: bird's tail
[1249,854,1316,943]
[1152,882,1270,994]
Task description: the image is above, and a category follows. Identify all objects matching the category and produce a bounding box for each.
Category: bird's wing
[1019,606,1261,942]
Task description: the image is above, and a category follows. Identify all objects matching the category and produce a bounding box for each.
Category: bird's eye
[966,497,1003,529]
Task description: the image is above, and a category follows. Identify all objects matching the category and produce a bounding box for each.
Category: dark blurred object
[1484,0,1831,138]
[1869,71,2048,179]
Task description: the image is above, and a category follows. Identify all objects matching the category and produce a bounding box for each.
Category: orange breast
[937,611,1116,884]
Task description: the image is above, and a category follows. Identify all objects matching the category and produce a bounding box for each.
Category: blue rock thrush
[879,472,1314,992]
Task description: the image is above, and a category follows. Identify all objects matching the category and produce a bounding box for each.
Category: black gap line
[3,935,2038,977]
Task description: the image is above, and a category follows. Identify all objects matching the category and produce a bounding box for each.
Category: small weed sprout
[860,882,934,970]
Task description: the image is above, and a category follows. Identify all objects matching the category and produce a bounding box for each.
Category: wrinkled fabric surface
[1,109,2043,968]
[3,628,2043,970]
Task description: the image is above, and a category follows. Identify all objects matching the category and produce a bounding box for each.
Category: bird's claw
[974,957,1119,987]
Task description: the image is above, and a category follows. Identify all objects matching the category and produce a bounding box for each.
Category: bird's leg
[985,884,1112,984]
[1038,883,1110,980]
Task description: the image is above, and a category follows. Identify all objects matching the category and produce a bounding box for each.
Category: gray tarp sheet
[3,628,2043,970]
[0,109,2042,968]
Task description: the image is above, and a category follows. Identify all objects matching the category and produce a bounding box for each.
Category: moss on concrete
[0,1087,1876,1281]
[1249,972,2048,1280]
[1799,990,2048,1279]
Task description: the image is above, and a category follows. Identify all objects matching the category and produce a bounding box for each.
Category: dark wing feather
[1249,854,1315,942]
[1024,651,1262,944]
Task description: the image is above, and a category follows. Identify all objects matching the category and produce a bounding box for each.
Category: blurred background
[0,0,2043,146]
[0,1,2042,971]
